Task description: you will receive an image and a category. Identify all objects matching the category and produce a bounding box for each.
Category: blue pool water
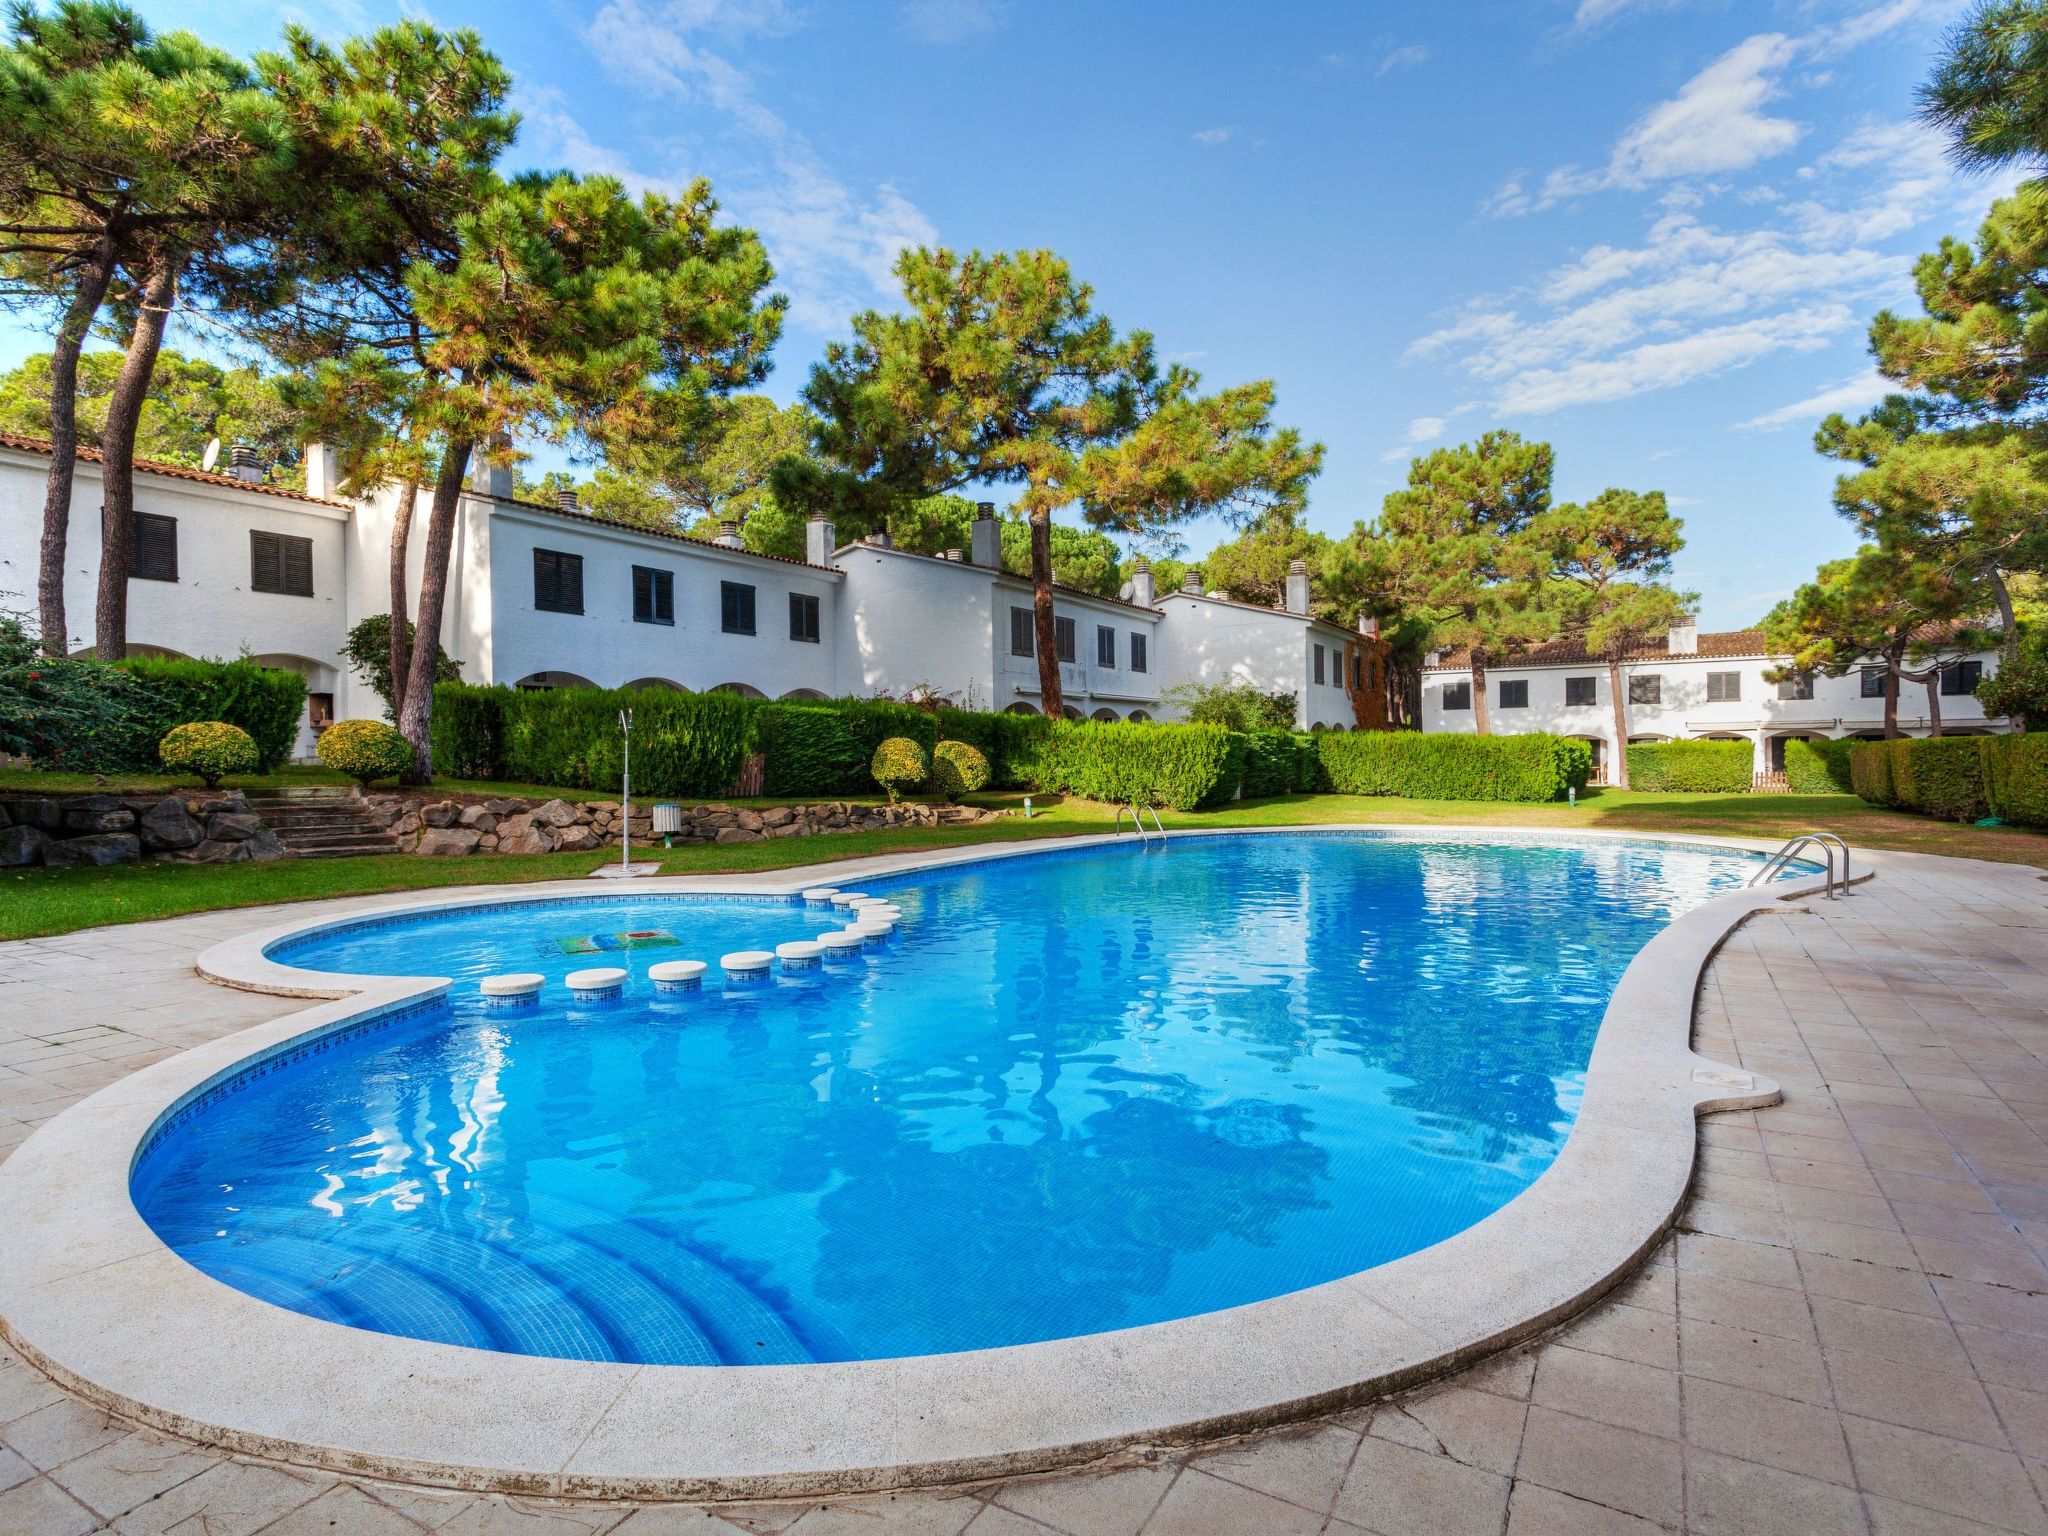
[133,833,1771,1364]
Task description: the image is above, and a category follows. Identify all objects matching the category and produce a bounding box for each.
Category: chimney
[1285,557,1310,615]
[227,442,264,484]
[944,548,963,561]
[1182,569,1203,595]
[555,487,578,512]
[301,441,338,500]
[1357,609,1380,640]
[468,436,513,498]
[1129,555,1155,608]
[806,513,834,566]
[714,519,744,549]
[970,501,1000,568]
[1667,618,1698,655]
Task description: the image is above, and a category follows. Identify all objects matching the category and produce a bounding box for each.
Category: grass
[3,783,2041,942]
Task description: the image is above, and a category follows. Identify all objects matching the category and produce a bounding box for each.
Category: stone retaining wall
[359,792,1002,856]
[0,791,289,868]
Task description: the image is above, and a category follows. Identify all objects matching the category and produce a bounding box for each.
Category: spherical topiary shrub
[159,722,258,788]
[869,736,929,803]
[930,739,990,801]
[316,718,414,787]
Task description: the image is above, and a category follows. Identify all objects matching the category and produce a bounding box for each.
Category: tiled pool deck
[0,844,2042,1535]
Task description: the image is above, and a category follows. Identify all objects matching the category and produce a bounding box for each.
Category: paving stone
[1679,1377,1853,1485]
[1683,1447,1866,1536]
[1503,1482,1670,1536]
[1390,1386,1527,1476]
[1530,1345,1680,1439]
[1139,1468,1324,1536]
[109,1459,333,1535]
[990,1462,1175,1536]
[1677,1269,1818,1343]
[782,1494,983,1535]
[262,1481,453,1534]
[1188,1423,1356,1515]
[1844,1416,2048,1535]
[1329,1435,1508,1536]
[1827,1350,2008,1447]
[1675,1315,1832,1405]
[45,1428,213,1519]
[1515,1406,1682,1527]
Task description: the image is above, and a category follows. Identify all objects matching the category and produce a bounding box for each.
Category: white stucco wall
[1152,594,1357,729]
[1420,649,2008,772]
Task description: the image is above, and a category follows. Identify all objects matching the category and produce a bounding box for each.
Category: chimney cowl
[805,513,835,566]
[226,442,264,484]
[1182,570,1202,594]
[555,487,578,512]
[714,519,744,549]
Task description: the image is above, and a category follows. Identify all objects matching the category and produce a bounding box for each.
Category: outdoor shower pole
[619,708,633,874]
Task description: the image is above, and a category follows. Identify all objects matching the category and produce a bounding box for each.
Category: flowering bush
[869,736,929,802]
[316,718,414,786]
[159,722,259,786]
[0,613,156,769]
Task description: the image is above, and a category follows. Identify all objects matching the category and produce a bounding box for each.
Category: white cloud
[1732,369,1891,430]
[1377,44,1430,77]
[899,0,1005,45]
[1404,415,1448,443]
[1574,0,1678,26]
[1496,306,1846,415]
[582,0,938,330]
[1192,126,1234,146]
[1811,0,1958,56]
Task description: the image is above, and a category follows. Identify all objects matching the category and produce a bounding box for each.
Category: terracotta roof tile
[1424,629,1769,669]
[491,494,838,572]
[0,431,343,506]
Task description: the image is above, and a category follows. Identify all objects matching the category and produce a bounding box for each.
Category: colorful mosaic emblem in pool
[133,835,1770,1365]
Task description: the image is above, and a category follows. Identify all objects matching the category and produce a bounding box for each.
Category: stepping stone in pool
[480,973,543,1006]
[565,966,627,999]
[648,960,708,993]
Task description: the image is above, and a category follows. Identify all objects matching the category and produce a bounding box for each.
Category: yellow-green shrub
[931,739,990,800]
[870,736,929,802]
[158,722,258,787]
[317,719,414,786]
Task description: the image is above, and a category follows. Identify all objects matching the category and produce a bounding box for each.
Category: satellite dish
[201,437,221,472]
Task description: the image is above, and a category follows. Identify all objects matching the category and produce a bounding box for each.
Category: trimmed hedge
[120,656,308,773]
[318,718,413,786]
[1782,737,1854,795]
[1240,730,1299,798]
[159,722,258,787]
[931,739,989,800]
[1317,732,1591,802]
[430,682,759,797]
[1982,734,2048,826]
[870,737,929,801]
[1624,740,1752,793]
[1849,736,1998,822]
[933,706,1051,789]
[1023,720,1246,811]
[758,700,937,797]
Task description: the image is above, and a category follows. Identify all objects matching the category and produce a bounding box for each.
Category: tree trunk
[1608,656,1630,790]
[36,242,116,657]
[92,257,178,662]
[1927,671,1942,737]
[1881,644,1903,740]
[396,442,474,784]
[1990,569,2018,667]
[1470,652,1491,735]
[1029,511,1063,720]
[387,479,418,721]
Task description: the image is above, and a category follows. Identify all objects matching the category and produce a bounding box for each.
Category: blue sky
[3,0,2014,628]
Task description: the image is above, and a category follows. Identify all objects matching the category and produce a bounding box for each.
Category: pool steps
[479,901,905,1001]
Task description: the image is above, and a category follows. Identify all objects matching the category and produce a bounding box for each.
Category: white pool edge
[0,826,1836,1499]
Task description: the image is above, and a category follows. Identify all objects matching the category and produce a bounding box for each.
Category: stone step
[292,842,402,860]
[281,829,397,849]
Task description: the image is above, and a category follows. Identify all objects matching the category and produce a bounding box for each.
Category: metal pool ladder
[1748,832,1851,899]
[1115,802,1166,844]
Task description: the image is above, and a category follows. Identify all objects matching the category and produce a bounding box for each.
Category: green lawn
[3,786,2040,941]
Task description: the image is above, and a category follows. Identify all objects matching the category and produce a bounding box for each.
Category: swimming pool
[132,832,1777,1366]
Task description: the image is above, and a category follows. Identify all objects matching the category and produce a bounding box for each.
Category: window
[130,511,177,582]
[1860,667,1887,699]
[720,580,756,635]
[1941,659,1983,696]
[1776,672,1814,701]
[1351,652,1363,689]
[1010,605,1034,657]
[533,547,583,614]
[1706,671,1741,703]
[249,530,313,597]
[307,692,333,729]
[1442,681,1471,711]
[1096,625,1115,668]
[1498,679,1529,709]
[1565,676,1596,707]
[789,591,820,643]
[1054,615,1076,663]
[1130,632,1148,673]
[1630,674,1662,706]
[1313,644,1326,686]
[631,565,673,625]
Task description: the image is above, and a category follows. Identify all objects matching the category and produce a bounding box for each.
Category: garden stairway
[243,788,400,859]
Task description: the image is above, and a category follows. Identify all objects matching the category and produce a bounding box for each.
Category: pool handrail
[1114,802,1166,844]
[1748,831,1850,899]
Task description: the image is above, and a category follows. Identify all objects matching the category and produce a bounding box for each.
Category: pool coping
[0,826,1833,1500]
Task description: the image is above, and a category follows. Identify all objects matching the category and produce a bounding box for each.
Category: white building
[1420,620,2007,781]
[1152,559,1366,731]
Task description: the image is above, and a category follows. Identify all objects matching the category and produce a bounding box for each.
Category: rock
[415,827,482,857]
[393,811,422,837]
[166,838,249,864]
[458,806,497,832]
[9,798,60,831]
[0,825,45,866]
[554,824,602,853]
[136,797,204,851]
[761,806,795,828]
[478,833,499,850]
[64,796,133,833]
[496,812,532,839]
[766,821,803,838]
[586,802,620,817]
[714,826,764,844]
[496,829,549,855]
[205,812,266,842]
[242,827,289,861]
[422,800,461,828]
[736,809,765,832]
[44,831,141,867]
[531,798,579,829]
[486,798,523,816]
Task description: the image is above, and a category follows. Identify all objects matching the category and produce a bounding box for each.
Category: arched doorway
[709,681,766,699]
[1060,705,1083,720]
[623,677,686,692]
[254,652,342,761]
[1767,731,1827,771]
[70,642,190,661]
[1004,702,1039,716]
[1568,735,1607,783]
[780,687,828,701]
[1089,707,1118,722]
[514,670,598,691]
[1127,710,1152,723]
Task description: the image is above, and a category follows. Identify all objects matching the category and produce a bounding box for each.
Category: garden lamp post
[619,708,632,875]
